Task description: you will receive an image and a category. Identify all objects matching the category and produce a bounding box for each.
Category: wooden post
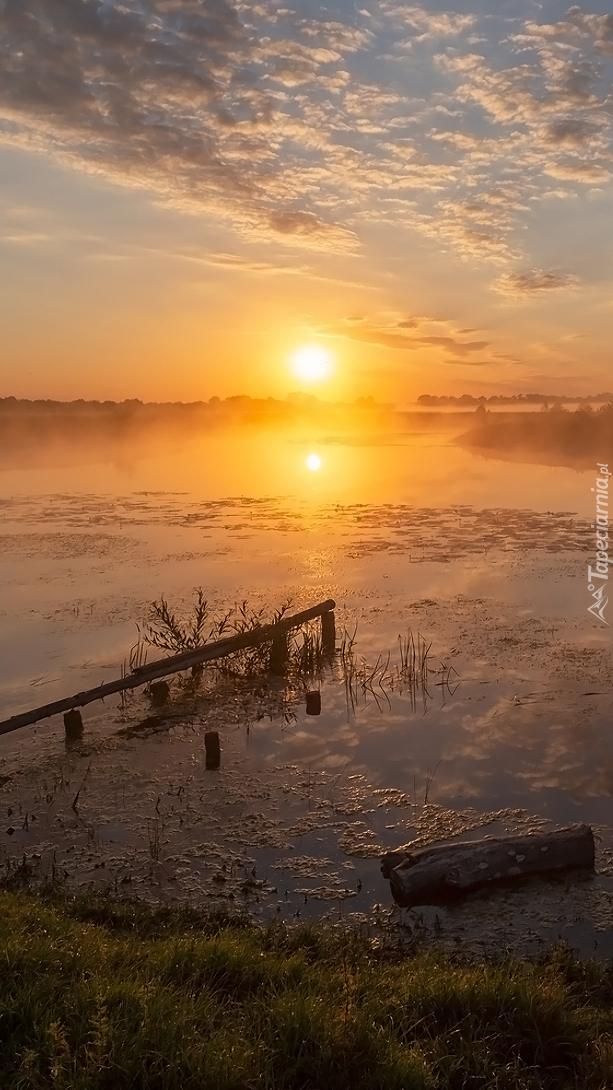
[270,633,288,676]
[149,681,169,706]
[321,610,336,658]
[306,691,321,715]
[381,824,595,907]
[0,598,336,737]
[205,731,220,768]
[63,709,83,744]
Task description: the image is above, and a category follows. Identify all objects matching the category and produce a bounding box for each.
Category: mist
[457,403,613,471]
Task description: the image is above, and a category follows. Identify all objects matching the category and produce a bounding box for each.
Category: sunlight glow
[290,345,333,384]
[306,453,322,472]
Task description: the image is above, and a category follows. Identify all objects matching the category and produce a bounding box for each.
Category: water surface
[1,422,611,958]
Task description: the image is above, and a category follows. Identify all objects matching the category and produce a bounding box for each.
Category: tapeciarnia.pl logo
[587,463,610,625]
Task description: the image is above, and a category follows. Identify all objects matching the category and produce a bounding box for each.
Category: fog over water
[1,405,611,958]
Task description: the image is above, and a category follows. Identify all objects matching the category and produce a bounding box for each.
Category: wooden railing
[0,599,336,737]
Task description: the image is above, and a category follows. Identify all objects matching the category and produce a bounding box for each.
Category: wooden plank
[381,824,595,906]
[0,598,336,737]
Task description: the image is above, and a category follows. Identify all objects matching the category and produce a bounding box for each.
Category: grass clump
[1,888,613,1089]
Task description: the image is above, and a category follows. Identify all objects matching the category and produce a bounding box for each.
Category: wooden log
[381,824,595,906]
[0,598,336,737]
[131,599,336,677]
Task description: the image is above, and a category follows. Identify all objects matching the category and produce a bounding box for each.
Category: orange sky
[1,1,612,402]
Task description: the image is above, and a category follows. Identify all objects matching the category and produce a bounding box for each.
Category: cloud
[494,269,580,296]
[296,19,374,52]
[539,116,606,149]
[383,4,476,38]
[325,316,490,359]
[0,0,365,250]
[544,160,610,183]
[268,209,347,241]
[0,0,611,276]
[521,8,613,56]
[201,251,299,273]
[1,232,52,245]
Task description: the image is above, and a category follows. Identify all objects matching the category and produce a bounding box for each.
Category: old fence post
[64,709,83,744]
[321,610,336,658]
[306,691,321,715]
[149,681,170,706]
[270,633,288,676]
[205,731,221,769]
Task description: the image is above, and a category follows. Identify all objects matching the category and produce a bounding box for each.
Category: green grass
[1,887,612,1089]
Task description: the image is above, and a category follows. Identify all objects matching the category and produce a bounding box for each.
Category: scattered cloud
[325,315,490,359]
[494,269,580,297]
[1,232,52,245]
[0,0,366,249]
[0,0,612,277]
[544,160,610,183]
[383,4,476,38]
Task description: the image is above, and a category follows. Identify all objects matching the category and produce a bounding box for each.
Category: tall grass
[0,886,612,1089]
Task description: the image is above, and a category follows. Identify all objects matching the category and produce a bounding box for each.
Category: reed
[129,595,458,732]
[339,626,440,714]
[139,591,326,686]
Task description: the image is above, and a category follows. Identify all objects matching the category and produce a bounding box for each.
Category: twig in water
[424,760,441,805]
[71,762,92,814]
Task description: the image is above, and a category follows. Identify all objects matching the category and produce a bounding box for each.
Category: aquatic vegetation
[118,591,461,736]
[138,590,324,681]
[339,624,455,715]
[143,587,214,654]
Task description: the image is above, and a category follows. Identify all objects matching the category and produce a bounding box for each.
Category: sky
[1,0,613,403]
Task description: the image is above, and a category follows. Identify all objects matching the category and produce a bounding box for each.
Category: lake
[1,417,612,958]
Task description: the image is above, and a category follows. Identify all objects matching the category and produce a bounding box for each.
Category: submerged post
[63,709,83,745]
[321,610,336,658]
[204,731,221,769]
[306,691,321,715]
[149,681,170,706]
[269,633,288,676]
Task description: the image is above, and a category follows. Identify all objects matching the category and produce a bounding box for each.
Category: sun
[290,345,333,384]
[306,453,322,472]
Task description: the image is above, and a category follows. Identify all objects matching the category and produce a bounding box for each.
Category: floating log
[381,824,595,907]
[0,599,336,737]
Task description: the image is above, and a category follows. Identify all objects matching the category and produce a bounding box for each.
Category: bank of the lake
[1,884,612,1090]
